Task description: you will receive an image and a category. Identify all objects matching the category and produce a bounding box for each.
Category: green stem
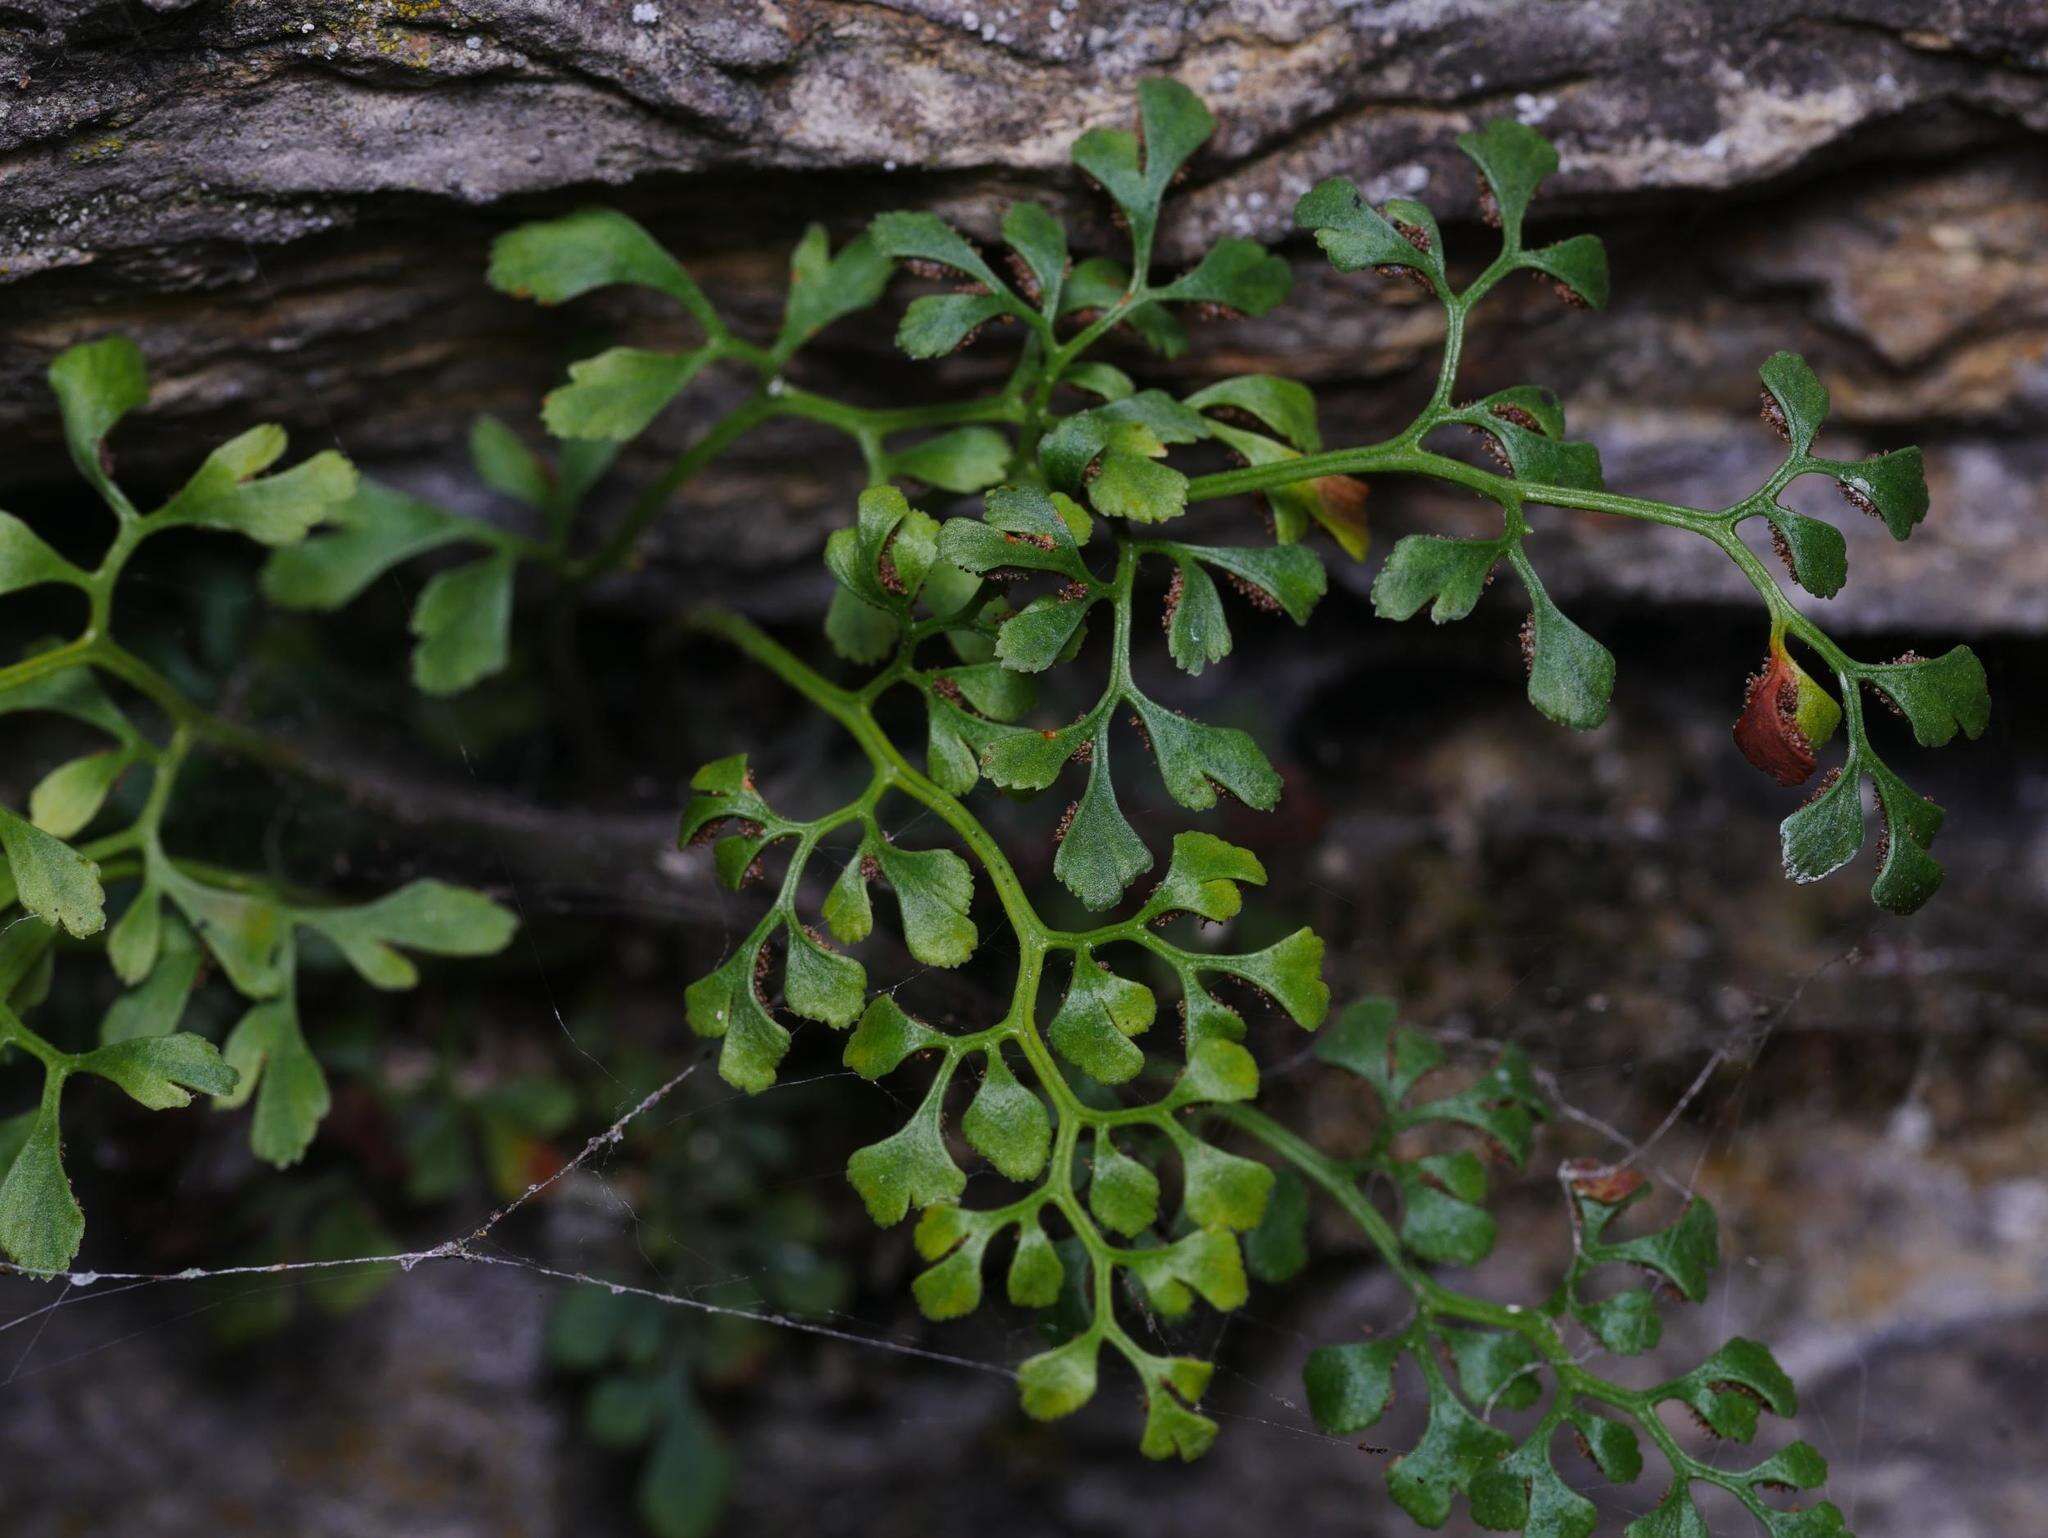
[570,398,778,583]
[0,1003,76,1073]
[1186,445,1716,535]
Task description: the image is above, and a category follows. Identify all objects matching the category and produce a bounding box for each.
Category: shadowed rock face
[4,1,2047,630]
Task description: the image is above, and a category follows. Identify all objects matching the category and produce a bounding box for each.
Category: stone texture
[3,1,2046,630]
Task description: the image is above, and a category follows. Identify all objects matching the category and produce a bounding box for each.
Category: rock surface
[4,1,2047,629]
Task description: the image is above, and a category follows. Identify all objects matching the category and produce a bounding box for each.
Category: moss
[68,135,127,165]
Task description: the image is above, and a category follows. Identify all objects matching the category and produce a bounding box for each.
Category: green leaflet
[1516,557,1616,731]
[1065,361,1135,401]
[152,428,358,546]
[683,941,791,1095]
[0,656,134,740]
[938,484,1092,583]
[870,210,1013,296]
[1142,831,1267,924]
[892,427,1011,494]
[300,880,518,991]
[1864,645,1990,747]
[872,841,977,967]
[1173,1131,1273,1232]
[1374,535,1506,624]
[1575,1179,1721,1304]
[79,1031,238,1111]
[410,552,516,695]
[1390,1363,1515,1525]
[1653,1337,1796,1442]
[1759,505,1847,599]
[487,207,721,334]
[775,225,890,364]
[1088,1129,1161,1237]
[1744,1442,1830,1493]
[1458,118,1557,245]
[1048,949,1154,1084]
[819,856,876,950]
[942,662,1036,723]
[0,929,55,1013]
[1577,1287,1663,1355]
[846,1071,965,1226]
[826,587,900,664]
[1296,177,1440,280]
[1445,1326,1544,1413]
[1626,1483,1710,1538]
[1243,1165,1309,1283]
[1131,1229,1248,1314]
[543,346,714,441]
[1018,1335,1099,1421]
[1053,734,1152,912]
[1779,763,1865,886]
[1165,542,1326,626]
[827,485,940,614]
[1006,1220,1064,1307]
[48,334,149,504]
[1521,234,1610,309]
[1201,927,1329,1029]
[1470,1438,1599,1538]
[100,912,203,1043]
[1137,1354,1219,1461]
[1759,351,1830,457]
[961,1047,1050,1181]
[1186,375,1320,451]
[1869,763,1947,913]
[1396,1151,1497,1265]
[0,804,105,938]
[1571,1408,1645,1485]
[29,747,130,839]
[1305,1338,1400,1433]
[911,1238,988,1322]
[638,1395,734,1538]
[1156,238,1291,316]
[1071,78,1214,270]
[1313,996,1433,1101]
[1467,403,1606,492]
[0,1094,83,1274]
[261,479,473,610]
[1001,201,1069,316]
[998,591,1093,671]
[782,921,865,1028]
[468,414,553,507]
[217,988,330,1168]
[896,294,1011,358]
[1130,693,1282,811]
[1817,446,1928,541]
[0,513,84,598]
[1090,441,1190,524]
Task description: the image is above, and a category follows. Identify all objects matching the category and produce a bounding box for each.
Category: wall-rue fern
[0,77,1990,1538]
[0,340,517,1274]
